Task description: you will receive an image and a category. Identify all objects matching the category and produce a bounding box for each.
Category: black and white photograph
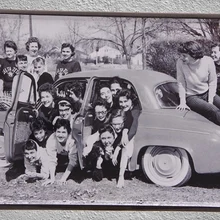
[0,12,220,206]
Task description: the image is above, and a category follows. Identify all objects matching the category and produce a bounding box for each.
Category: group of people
[2,37,220,188]
[14,75,141,188]
[0,37,81,97]
[0,35,141,188]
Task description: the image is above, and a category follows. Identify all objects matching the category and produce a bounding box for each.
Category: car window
[91,77,142,110]
[55,79,88,113]
[17,75,35,104]
[56,80,87,98]
[155,82,180,108]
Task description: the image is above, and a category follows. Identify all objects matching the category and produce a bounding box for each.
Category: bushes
[146,40,183,78]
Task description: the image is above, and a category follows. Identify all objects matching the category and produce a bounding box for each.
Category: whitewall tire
[142,146,192,187]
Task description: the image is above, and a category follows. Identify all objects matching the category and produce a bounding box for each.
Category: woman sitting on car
[176,41,220,126]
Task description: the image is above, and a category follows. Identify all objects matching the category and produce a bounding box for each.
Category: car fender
[130,124,220,174]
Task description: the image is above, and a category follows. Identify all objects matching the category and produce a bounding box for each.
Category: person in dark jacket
[86,125,117,182]
[55,43,81,80]
[92,98,111,134]
[84,109,127,183]
[0,40,19,95]
[32,57,54,90]
[29,117,52,149]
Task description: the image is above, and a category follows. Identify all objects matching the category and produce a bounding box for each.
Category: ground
[1,125,220,207]
[1,164,220,206]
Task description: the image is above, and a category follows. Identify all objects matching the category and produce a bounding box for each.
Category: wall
[0,0,220,219]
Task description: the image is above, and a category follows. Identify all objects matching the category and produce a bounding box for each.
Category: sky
[0,14,118,52]
[20,14,92,39]
[0,13,213,55]
[0,14,105,53]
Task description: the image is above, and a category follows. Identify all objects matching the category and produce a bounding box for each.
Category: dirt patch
[1,167,220,206]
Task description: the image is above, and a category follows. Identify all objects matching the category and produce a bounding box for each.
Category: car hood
[142,108,220,135]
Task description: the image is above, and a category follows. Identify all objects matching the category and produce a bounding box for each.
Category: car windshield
[155,82,180,108]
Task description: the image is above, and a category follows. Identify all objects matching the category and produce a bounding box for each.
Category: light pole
[142,18,147,70]
[29,15,33,37]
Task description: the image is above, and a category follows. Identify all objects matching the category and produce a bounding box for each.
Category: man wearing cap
[53,97,77,129]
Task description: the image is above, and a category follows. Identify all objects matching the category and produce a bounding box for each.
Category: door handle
[23,110,30,114]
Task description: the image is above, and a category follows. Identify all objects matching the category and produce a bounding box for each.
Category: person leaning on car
[211,42,220,96]
[176,41,220,126]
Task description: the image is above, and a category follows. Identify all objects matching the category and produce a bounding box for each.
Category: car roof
[61,69,176,87]
[60,69,177,110]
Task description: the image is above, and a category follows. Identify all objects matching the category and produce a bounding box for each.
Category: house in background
[131,53,143,66]
[89,45,122,64]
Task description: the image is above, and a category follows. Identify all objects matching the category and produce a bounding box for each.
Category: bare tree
[198,19,220,41]
[0,14,26,54]
[161,18,220,41]
[82,17,162,69]
[64,20,83,47]
[112,17,138,69]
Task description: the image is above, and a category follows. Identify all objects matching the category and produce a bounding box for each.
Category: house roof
[89,45,121,56]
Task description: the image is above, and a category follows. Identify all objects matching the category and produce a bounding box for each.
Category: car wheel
[142,146,192,187]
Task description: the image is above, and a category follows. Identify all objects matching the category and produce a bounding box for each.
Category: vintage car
[3,69,220,187]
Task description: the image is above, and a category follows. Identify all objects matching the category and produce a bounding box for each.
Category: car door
[4,72,37,162]
[72,77,97,168]
[0,107,8,132]
[0,90,13,158]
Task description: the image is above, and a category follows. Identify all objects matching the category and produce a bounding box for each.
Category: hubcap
[150,147,182,178]
[143,146,191,186]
